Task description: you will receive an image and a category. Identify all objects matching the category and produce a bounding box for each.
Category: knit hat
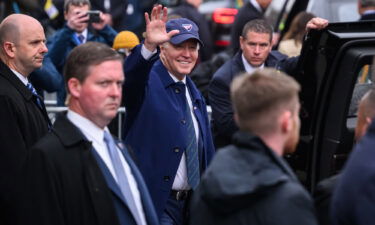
[112,31,140,50]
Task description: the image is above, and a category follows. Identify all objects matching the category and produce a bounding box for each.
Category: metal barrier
[46,106,212,138]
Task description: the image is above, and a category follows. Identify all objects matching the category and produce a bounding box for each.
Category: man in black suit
[28,42,159,225]
[230,0,272,53]
[0,14,51,225]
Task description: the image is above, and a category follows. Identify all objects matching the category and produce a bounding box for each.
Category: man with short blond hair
[190,69,318,225]
[232,69,300,138]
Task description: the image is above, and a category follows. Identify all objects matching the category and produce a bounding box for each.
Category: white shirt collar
[10,69,28,85]
[169,72,187,84]
[241,53,264,74]
[250,0,263,13]
[363,10,375,15]
[67,109,108,144]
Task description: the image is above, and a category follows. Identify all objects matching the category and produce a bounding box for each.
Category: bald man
[0,14,51,224]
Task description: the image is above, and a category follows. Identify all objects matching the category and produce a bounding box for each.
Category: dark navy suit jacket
[209,51,299,147]
[29,114,159,225]
[123,45,215,218]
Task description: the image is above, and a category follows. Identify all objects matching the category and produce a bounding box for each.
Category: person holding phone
[47,0,117,106]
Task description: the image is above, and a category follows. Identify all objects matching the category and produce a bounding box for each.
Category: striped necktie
[176,82,200,189]
[26,82,43,110]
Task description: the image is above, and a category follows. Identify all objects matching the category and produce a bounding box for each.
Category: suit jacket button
[181,119,186,124]
[163,176,170,182]
[174,147,180,153]
[175,88,180,94]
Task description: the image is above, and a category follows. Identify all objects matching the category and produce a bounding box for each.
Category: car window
[337,3,360,21]
[307,0,359,22]
[348,62,374,118]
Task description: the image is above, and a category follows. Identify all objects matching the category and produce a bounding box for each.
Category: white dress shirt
[169,74,200,191]
[242,53,264,74]
[250,0,263,13]
[11,69,28,85]
[67,110,147,225]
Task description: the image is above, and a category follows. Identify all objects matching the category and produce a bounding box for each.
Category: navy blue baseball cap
[166,18,204,46]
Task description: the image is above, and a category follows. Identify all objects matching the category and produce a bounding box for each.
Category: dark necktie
[177,82,200,190]
[26,82,43,110]
[103,131,142,225]
[78,34,85,44]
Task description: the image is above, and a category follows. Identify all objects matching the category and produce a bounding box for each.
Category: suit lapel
[116,142,159,225]
[53,115,120,225]
[90,149,128,204]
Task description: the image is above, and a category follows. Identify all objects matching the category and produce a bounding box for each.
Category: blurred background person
[107,30,140,136]
[230,0,272,54]
[169,0,214,62]
[90,0,128,31]
[358,0,375,20]
[47,0,117,106]
[112,30,140,58]
[278,11,315,57]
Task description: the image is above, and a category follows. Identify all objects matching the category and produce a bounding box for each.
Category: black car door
[287,21,375,191]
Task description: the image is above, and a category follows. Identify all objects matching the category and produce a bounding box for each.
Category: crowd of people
[1,0,375,225]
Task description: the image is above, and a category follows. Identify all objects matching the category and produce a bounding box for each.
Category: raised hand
[306,17,329,31]
[143,5,179,51]
[66,9,89,32]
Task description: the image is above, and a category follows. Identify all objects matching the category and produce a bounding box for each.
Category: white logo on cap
[182,24,193,31]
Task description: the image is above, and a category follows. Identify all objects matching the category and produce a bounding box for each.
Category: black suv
[288,21,375,191]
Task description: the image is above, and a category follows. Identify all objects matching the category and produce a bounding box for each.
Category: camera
[87,10,101,23]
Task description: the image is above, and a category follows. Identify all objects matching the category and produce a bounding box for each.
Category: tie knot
[103,130,112,143]
[78,34,85,44]
[26,82,38,95]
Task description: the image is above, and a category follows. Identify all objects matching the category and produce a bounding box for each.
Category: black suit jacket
[360,12,375,20]
[230,1,263,53]
[28,114,159,225]
[209,51,299,148]
[0,60,50,225]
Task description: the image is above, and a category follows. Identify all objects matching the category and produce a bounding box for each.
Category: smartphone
[87,10,101,23]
